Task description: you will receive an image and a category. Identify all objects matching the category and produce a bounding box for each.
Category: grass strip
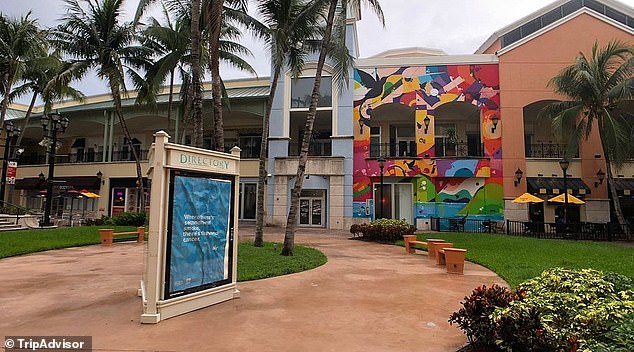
[398,233,634,287]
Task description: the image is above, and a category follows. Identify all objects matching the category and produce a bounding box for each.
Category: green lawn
[0,227,327,282]
[402,233,634,287]
[238,241,327,281]
[0,226,139,258]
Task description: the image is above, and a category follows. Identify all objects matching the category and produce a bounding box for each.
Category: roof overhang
[355,54,498,69]
[497,7,634,56]
[475,0,634,54]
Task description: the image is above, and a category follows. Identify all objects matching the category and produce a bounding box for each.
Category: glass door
[299,190,325,227]
[238,183,257,220]
[373,183,393,219]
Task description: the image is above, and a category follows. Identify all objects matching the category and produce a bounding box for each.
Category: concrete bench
[438,248,467,274]
[99,227,145,246]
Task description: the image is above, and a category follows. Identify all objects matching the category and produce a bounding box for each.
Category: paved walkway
[0,227,506,352]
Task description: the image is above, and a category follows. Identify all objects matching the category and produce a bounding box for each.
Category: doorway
[298,189,325,227]
[373,182,413,224]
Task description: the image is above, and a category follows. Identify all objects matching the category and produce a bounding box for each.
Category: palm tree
[51,0,151,211]
[253,0,328,247]
[136,7,191,135]
[281,0,383,256]
[136,0,260,149]
[0,12,46,129]
[11,52,85,147]
[206,0,225,151]
[540,40,634,227]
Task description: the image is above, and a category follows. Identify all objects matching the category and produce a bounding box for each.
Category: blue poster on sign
[168,174,232,296]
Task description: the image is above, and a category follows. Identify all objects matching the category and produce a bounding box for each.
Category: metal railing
[505,220,631,241]
[370,141,485,158]
[18,149,150,165]
[430,216,632,241]
[288,141,332,156]
[525,143,579,158]
[430,217,502,233]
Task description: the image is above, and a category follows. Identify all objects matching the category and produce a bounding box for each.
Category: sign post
[141,131,240,324]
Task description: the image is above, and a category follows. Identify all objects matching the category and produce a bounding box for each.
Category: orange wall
[498,13,634,199]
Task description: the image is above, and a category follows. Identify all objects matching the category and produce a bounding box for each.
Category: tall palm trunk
[190,0,204,148]
[282,0,337,256]
[599,130,626,227]
[16,90,38,147]
[109,80,146,212]
[254,65,281,247]
[209,0,224,151]
[167,69,174,135]
[0,71,12,129]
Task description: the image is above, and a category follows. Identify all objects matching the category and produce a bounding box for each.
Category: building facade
[7,0,634,229]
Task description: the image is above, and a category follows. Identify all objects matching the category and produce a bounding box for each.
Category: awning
[15,176,100,190]
[527,177,591,196]
[613,178,634,197]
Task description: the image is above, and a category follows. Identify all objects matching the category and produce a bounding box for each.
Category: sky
[2,0,634,101]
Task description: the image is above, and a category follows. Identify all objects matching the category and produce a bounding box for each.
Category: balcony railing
[525,143,579,158]
[288,141,332,156]
[370,142,484,158]
[18,149,150,166]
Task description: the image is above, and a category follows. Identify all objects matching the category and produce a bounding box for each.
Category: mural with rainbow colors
[352,64,504,222]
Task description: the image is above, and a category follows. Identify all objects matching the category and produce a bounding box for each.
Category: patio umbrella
[79,189,100,198]
[512,193,544,204]
[548,193,585,205]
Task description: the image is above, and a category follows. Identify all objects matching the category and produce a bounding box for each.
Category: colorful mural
[352,64,503,222]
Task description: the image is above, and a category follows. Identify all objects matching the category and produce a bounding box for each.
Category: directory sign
[165,171,233,298]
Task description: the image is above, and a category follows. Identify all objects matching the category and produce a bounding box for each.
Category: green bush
[450,268,634,352]
[349,219,415,242]
[448,284,518,350]
[492,268,634,351]
[105,212,146,226]
[583,314,634,352]
[0,206,31,215]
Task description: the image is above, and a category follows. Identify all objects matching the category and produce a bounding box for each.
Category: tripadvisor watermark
[4,336,92,351]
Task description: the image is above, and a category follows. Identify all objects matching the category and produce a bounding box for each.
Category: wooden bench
[403,236,447,257]
[99,227,145,246]
[438,248,467,274]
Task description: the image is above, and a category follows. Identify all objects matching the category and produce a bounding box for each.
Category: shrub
[492,268,634,351]
[349,219,415,242]
[451,269,634,352]
[106,212,146,226]
[0,206,31,215]
[583,314,634,352]
[448,284,518,350]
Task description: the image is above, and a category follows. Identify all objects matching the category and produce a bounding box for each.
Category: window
[435,124,457,157]
[290,77,332,109]
[370,126,381,157]
[238,135,262,159]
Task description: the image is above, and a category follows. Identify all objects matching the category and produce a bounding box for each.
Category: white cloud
[3,0,634,99]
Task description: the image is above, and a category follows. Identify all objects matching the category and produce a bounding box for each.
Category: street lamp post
[0,121,20,205]
[40,113,69,227]
[378,156,386,219]
[559,158,570,227]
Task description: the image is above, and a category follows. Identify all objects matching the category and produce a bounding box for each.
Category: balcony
[288,141,332,157]
[369,141,484,159]
[525,143,578,159]
[18,149,150,166]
